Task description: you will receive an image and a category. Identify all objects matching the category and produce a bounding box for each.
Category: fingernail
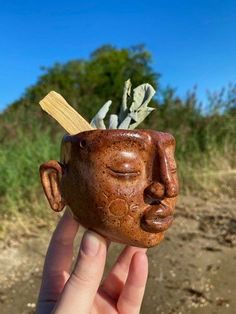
[81,231,100,256]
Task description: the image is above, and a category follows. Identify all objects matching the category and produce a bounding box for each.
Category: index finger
[38,209,80,302]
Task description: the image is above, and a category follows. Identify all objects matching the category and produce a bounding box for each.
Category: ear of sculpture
[39,160,66,212]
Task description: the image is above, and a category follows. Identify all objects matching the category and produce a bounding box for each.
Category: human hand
[36,209,148,314]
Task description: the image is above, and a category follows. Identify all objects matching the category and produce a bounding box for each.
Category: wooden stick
[39,91,94,135]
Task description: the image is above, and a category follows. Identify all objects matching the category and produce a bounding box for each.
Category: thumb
[52,230,107,314]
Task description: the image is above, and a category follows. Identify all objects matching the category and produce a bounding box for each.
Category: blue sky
[0,0,236,110]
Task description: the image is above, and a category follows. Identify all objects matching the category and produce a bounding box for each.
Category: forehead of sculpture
[61,129,176,164]
[63,129,152,153]
[147,130,175,148]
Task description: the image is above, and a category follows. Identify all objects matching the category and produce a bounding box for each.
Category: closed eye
[107,166,140,178]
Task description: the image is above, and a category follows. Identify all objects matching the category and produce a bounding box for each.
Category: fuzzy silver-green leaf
[130,83,156,112]
[129,107,155,129]
[118,79,132,123]
[118,116,132,129]
[109,114,118,129]
[90,100,112,129]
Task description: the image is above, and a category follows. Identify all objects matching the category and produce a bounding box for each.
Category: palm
[37,210,148,314]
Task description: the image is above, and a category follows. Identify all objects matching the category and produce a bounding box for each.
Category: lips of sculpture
[141,201,174,233]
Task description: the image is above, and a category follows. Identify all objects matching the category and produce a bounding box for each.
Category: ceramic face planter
[40,129,179,248]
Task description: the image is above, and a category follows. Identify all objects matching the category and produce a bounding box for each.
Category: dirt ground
[0,195,235,314]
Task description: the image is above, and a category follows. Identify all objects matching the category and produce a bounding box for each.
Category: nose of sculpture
[144,180,178,202]
[144,132,178,202]
[165,182,178,198]
[158,156,178,198]
[145,182,165,202]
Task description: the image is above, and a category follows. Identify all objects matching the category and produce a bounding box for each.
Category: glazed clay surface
[40,129,179,248]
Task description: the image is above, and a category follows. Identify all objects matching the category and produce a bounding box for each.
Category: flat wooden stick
[39,91,94,135]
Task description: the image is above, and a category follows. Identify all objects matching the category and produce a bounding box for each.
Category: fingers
[38,209,79,303]
[117,252,148,314]
[100,246,147,300]
[52,230,107,314]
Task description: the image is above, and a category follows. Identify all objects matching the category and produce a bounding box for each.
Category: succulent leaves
[90,80,156,129]
[90,100,112,129]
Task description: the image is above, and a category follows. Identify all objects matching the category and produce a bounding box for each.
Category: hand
[36,209,149,314]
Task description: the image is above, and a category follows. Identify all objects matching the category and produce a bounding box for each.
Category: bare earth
[0,195,235,314]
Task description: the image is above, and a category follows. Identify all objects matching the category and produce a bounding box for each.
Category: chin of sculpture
[40,129,179,248]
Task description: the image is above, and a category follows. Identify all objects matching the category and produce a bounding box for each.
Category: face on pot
[40,129,179,248]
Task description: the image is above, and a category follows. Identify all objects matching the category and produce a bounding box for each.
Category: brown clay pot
[40,129,179,248]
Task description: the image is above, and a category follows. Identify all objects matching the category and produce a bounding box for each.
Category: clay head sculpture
[39,81,179,248]
[40,129,178,248]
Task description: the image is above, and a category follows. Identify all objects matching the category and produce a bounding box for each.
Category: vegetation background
[1,0,236,311]
[0,45,235,224]
[0,43,236,314]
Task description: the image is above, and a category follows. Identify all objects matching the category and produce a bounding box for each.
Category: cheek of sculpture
[62,153,148,228]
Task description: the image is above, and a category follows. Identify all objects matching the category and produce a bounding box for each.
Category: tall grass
[0,102,235,219]
[0,127,62,216]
